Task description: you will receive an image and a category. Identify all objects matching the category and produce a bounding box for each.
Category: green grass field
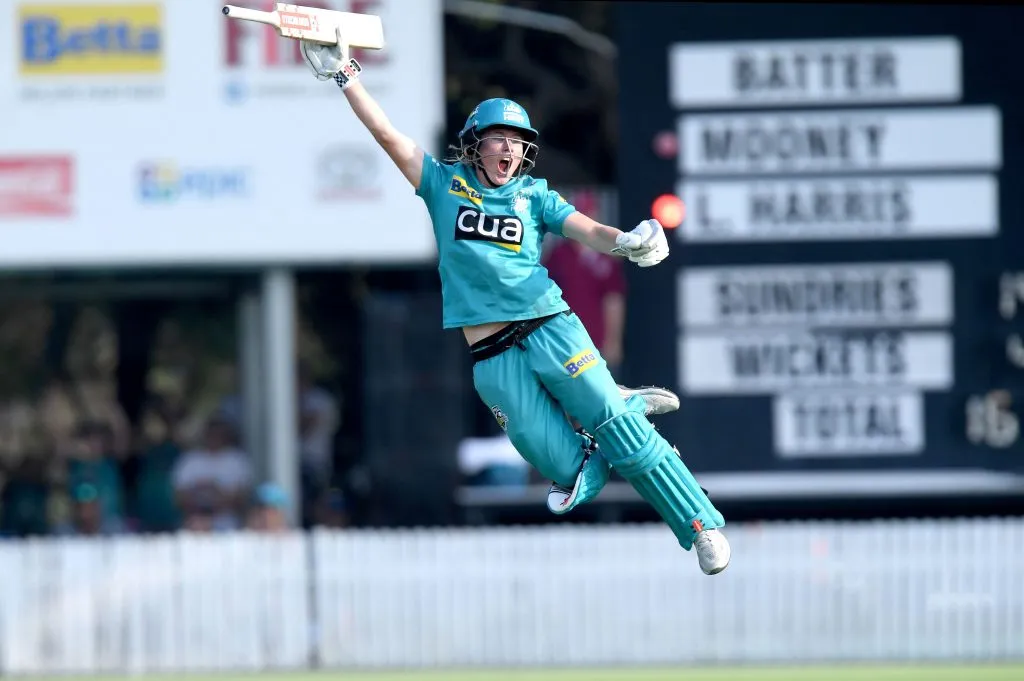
[40,666,1024,681]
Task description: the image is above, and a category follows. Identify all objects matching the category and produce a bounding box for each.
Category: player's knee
[507,427,581,487]
[530,457,580,488]
[593,410,663,478]
[571,380,633,434]
[547,458,584,488]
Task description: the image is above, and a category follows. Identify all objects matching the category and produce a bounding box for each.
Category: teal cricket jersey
[416,153,577,329]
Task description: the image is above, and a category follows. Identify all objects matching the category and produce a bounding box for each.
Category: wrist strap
[333,58,362,91]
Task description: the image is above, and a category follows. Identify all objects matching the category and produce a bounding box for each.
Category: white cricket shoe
[694,528,731,575]
[618,384,680,416]
[546,481,576,514]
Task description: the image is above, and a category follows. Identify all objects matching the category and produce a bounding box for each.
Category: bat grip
[222,5,280,28]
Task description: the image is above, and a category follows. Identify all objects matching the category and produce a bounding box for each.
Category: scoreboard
[616,3,1024,500]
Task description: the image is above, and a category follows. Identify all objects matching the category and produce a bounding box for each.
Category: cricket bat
[222,3,385,48]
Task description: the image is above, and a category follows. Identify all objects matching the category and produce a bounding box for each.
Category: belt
[469,311,568,364]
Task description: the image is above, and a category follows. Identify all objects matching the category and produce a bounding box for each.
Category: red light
[651,194,685,228]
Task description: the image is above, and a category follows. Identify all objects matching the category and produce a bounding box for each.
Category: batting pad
[595,411,724,550]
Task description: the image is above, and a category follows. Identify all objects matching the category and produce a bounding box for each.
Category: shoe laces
[694,529,717,549]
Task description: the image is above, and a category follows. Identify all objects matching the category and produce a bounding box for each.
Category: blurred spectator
[298,365,340,482]
[172,415,253,531]
[246,482,290,532]
[313,487,350,529]
[218,363,340,528]
[132,399,185,533]
[297,365,340,524]
[64,421,125,527]
[54,482,123,537]
[0,457,51,538]
[543,201,627,371]
[182,512,215,533]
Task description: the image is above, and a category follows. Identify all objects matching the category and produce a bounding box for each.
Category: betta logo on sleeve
[19,4,163,75]
[563,349,598,378]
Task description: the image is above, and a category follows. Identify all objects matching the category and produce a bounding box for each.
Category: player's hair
[443,143,466,165]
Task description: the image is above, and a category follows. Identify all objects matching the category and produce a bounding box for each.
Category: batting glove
[300,26,361,87]
[612,218,669,267]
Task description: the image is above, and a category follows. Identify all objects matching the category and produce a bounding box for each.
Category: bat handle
[222,5,280,28]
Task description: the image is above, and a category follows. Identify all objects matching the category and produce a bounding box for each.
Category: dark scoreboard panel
[616,3,1024,499]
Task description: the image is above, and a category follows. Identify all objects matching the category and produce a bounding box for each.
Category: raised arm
[342,80,425,189]
[300,34,425,188]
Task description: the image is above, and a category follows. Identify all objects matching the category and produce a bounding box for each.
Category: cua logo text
[455,206,523,252]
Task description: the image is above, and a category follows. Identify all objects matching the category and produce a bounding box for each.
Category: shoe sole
[617,385,680,415]
[701,544,731,575]
[703,561,729,576]
[547,469,584,515]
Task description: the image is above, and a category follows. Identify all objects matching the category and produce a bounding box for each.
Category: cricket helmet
[458,98,539,177]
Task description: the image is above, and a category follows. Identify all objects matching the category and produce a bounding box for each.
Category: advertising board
[0,0,443,267]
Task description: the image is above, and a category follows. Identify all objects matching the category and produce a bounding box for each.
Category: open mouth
[498,158,511,174]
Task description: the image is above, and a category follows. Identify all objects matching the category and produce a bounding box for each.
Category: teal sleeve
[415,152,448,200]
[542,189,577,236]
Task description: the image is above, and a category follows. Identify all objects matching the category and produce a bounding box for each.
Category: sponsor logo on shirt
[448,175,483,207]
[491,405,509,431]
[564,349,598,378]
[454,205,523,252]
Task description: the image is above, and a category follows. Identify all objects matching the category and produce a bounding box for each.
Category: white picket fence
[1,518,1023,674]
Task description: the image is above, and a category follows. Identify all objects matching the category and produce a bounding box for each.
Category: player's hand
[613,218,669,267]
[301,27,360,88]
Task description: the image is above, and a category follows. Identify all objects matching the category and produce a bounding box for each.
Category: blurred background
[0,1,1022,679]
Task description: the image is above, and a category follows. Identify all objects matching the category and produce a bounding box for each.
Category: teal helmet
[457,98,539,179]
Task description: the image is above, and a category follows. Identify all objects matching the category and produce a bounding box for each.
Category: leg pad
[594,411,724,550]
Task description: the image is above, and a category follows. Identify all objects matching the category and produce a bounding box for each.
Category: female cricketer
[301,36,731,575]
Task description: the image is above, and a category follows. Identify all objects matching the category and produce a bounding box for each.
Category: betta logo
[223,0,386,69]
[19,4,163,75]
[448,175,483,206]
[563,349,598,378]
[454,206,523,252]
